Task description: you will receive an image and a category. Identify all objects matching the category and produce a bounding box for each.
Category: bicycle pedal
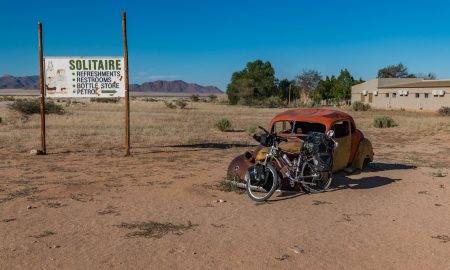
[289,180,295,188]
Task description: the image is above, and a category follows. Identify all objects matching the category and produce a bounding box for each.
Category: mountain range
[0,75,223,94]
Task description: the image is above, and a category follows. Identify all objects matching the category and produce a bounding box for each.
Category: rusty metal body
[227,109,374,188]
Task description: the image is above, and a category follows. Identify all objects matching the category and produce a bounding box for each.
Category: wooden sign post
[37,13,130,156]
[38,22,46,155]
[122,12,130,156]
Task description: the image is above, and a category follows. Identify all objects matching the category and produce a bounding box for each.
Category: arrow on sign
[101,90,117,94]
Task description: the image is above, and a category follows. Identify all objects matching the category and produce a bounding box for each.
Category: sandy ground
[1,141,449,269]
[1,100,450,269]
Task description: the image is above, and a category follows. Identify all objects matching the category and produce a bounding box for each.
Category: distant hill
[0,75,39,89]
[0,75,223,94]
[130,80,222,94]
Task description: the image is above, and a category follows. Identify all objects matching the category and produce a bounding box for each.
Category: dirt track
[1,144,449,269]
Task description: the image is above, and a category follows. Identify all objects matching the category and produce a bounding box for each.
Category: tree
[226,60,277,105]
[377,63,416,78]
[312,76,334,104]
[415,72,437,80]
[278,79,299,101]
[295,70,322,102]
[312,70,365,103]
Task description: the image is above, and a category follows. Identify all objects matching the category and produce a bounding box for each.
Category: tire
[300,158,332,193]
[245,164,279,202]
[362,158,371,170]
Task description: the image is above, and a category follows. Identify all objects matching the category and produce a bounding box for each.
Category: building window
[385,93,389,98]
[415,93,419,98]
[424,93,429,98]
[392,93,396,98]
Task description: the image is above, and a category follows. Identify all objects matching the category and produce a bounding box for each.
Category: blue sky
[1,0,450,90]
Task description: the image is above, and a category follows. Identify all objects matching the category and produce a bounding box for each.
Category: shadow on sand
[167,143,254,149]
[364,162,416,172]
[330,174,401,190]
[263,162,413,203]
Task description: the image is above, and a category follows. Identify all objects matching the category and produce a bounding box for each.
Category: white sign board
[44,57,125,98]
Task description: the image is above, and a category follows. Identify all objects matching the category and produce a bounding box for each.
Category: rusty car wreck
[227,108,374,190]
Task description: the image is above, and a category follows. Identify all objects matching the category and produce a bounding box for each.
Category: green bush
[208,95,218,102]
[247,125,257,136]
[265,96,285,108]
[164,100,176,109]
[90,97,120,103]
[373,116,397,128]
[438,106,450,116]
[175,99,188,109]
[352,101,371,111]
[45,101,65,114]
[0,96,16,102]
[190,94,200,102]
[7,99,65,115]
[214,118,232,132]
[252,96,285,108]
[164,99,188,109]
[142,97,158,102]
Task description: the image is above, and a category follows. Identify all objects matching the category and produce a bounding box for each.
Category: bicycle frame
[261,142,320,186]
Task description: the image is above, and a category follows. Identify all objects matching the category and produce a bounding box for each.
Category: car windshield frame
[271,120,327,135]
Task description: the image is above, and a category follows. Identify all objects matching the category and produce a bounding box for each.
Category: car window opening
[332,121,349,138]
[272,121,326,134]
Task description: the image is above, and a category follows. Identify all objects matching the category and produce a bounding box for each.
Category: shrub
[373,116,397,128]
[65,100,85,107]
[7,99,64,115]
[142,97,158,102]
[0,96,16,102]
[175,99,188,109]
[190,94,200,102]
[438,106,450,116]
[164,100,176,109]
[208,95,218,102]
[265,96,285,108]
[8,99,40,114]
[253,96,285,108]
[163,100,188,109]
[214,118,232,132]
[45,101,65,114]
[90,97,120,103]
[247,125,257,136]
[352,101,371,111]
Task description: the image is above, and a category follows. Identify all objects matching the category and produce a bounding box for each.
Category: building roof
[377,78,450,88]
[352,78,450,89]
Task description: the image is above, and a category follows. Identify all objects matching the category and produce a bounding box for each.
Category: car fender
[351,138,374,169]
[226,152,255,182]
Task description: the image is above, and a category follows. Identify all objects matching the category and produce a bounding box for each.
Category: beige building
[352,78,450,111]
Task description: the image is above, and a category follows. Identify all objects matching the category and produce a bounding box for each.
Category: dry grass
[30,230,56,239]
[1,99,449,167]
[0,187,39,204]
[0,100,280,152]
[114,220,197,238]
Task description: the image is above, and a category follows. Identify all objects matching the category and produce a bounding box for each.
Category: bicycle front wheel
[245,164,279,202]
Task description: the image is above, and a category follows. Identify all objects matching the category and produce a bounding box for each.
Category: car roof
[270,108,353,128]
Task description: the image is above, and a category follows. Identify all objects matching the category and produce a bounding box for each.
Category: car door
[331,120,351,171]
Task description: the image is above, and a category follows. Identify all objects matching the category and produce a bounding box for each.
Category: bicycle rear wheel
[300,158,332,193]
